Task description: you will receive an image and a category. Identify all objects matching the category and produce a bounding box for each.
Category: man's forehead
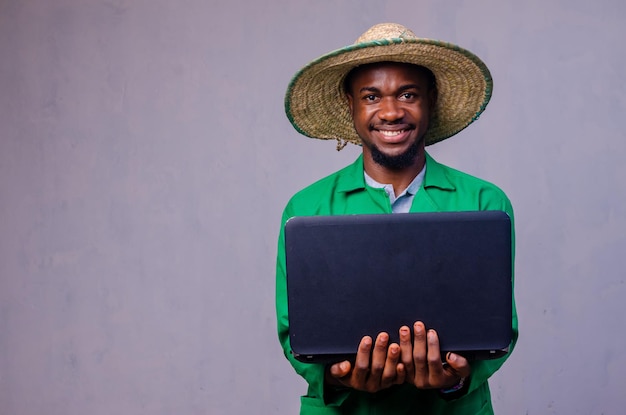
[352,62,431,77]
[345,62,435,92]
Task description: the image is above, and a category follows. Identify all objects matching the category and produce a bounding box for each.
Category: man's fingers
[412,321,428,383]
[329,360,352,380]
[404,322,472,389]
[426,329,444,383]
[370,332,389,377]
[351,336,373,388]
[380,343,401,388]
[336,326,468,391]
[395,362,406,385]
[364,332,389,391]
[445,352,471,379]
[399,326,414,375]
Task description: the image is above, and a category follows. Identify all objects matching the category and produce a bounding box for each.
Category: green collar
[335,152,456,193]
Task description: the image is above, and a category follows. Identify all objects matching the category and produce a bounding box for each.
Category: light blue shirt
[363,165,426,213]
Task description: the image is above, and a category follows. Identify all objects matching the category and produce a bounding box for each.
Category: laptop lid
[284,210,512,364]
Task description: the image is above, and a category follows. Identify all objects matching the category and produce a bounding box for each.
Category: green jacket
[276,153,518,415]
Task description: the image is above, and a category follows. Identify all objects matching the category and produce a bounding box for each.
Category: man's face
[345,62,436,170]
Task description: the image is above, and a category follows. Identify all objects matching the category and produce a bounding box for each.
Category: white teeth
[379,130,404,137]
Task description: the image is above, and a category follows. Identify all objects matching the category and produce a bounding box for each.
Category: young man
[276,23,517,414]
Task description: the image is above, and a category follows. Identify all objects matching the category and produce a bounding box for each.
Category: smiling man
[345,62,435,190]
[276,23,517,415]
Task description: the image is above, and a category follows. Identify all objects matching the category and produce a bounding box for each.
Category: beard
[366,138,422,171]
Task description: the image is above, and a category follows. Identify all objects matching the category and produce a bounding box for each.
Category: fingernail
[448,353,457,362]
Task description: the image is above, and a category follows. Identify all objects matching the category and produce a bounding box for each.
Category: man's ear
[428,88,438,113]
[346,93,354,117]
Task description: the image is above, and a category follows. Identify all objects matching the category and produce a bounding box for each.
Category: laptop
[284,210,512,364]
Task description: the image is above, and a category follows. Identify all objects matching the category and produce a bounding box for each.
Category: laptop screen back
[284,210,512,363]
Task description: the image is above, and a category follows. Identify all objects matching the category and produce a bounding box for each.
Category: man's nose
[377,97,404,121]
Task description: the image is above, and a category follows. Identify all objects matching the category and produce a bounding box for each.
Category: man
[276,23,517,414]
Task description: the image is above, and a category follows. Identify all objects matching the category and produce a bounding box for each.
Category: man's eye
[401,93,416,99]
[364,94,377,101]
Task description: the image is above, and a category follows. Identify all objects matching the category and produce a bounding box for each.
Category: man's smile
[372,126,414,143]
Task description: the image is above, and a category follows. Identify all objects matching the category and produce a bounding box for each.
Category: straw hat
[285,23,493,150]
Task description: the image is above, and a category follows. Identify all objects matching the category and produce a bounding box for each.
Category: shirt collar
[335,152,456,193]
[336,154,367,193]
[422,152,455,191]
[363,165,425,197]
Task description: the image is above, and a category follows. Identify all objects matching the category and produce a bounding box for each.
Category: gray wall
[1,0,625,414]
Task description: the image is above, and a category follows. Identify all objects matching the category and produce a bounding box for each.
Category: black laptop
[284,210,512,364]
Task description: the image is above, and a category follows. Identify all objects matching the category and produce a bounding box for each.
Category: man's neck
[362,153,426,196]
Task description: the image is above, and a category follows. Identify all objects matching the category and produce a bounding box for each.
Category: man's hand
[399,321,471,389]
[326,332,405,393]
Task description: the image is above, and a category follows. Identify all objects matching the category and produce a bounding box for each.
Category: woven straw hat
[285,23,493,149]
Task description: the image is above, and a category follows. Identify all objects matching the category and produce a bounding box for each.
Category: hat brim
[285,38,493,147]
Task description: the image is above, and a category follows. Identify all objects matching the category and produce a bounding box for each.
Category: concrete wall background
[1,0,625,413]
